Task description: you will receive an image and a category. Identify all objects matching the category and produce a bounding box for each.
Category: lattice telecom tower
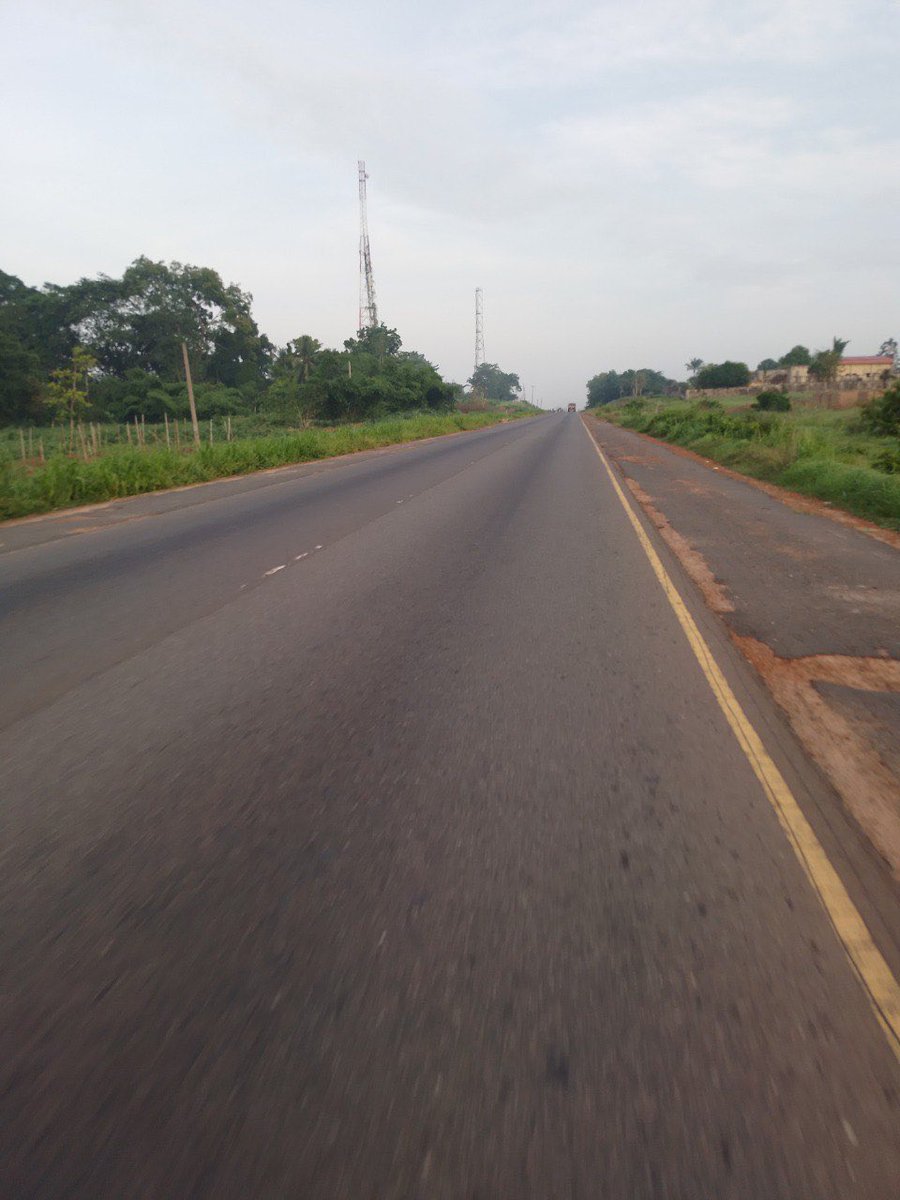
[474,287,484,372]
[357,160,379,332]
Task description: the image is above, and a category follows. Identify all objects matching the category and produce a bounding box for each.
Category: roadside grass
[0,411,518,521]
[596,397,900,529]
[0,412,300,464]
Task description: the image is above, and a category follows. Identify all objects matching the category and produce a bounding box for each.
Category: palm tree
[289,335,321,381]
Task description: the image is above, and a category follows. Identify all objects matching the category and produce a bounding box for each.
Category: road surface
[1,413,898,1197]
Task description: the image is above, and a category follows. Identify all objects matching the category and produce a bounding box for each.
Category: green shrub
[754,390,791,412]
[873,444,900,474]
[860,381,900,437]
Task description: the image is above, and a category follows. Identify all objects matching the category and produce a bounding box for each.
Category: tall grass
[606,401,900,528]
[0,411,516,520]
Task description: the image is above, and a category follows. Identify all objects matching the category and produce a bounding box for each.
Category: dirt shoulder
[585,415,900,879]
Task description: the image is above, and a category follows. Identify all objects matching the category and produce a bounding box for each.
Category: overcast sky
[3,1,898,405]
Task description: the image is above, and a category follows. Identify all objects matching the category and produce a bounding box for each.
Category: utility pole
[181,341,201,448]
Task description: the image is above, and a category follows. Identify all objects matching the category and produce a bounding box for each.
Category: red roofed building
[837,355,894,380]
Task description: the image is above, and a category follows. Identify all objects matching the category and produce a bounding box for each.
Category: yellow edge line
[581,418,900,1062]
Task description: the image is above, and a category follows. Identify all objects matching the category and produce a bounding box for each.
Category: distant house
[837,355,894,380]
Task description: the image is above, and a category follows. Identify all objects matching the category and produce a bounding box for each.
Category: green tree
[44,346,97,425]
[623,367,671,396]
[345,324,402,366]
[694,361,751,388]
[619,369,647,397]
[289,335,322,381]
[265,336,319,421]
[467,362,521,403]
[778,345,812,367]
[586,371,622,407]
[71,257,270,387]
[207,312,274,388]
[685,357,704,380]
[808,337,849,382]
[0,270,83,378]
[0,329,43,423]
[757,358,779,371]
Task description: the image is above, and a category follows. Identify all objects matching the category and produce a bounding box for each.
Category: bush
[873,445,900,474]
[754,390,791,412]
[860,381,900,437]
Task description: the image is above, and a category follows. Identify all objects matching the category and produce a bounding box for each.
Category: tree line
[0,257,526,427]
[686,337,897,389]
[585,367,680,408]
[587,336,897,406]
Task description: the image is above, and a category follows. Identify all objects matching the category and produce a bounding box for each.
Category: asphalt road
[1,413,898,1198]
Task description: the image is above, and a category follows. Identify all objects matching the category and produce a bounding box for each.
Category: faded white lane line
[295,552,309,560]
[264,565,286,576]
[314,544,323,550]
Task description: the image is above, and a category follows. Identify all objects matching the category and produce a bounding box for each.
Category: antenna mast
[358,160,379,332]
[474,287,484,372]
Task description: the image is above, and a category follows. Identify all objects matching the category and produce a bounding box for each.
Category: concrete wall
[686,383,890,409]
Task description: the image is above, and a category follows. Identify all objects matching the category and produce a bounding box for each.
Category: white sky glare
[2,0,898,405]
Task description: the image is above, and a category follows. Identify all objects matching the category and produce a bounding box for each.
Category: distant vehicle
[567,403,577,413]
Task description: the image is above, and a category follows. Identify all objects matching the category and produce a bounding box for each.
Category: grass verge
[599,399,900,529]
[0,411,520,521]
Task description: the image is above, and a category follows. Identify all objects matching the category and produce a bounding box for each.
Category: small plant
[623,397,647,414]
[754,390,791,412]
